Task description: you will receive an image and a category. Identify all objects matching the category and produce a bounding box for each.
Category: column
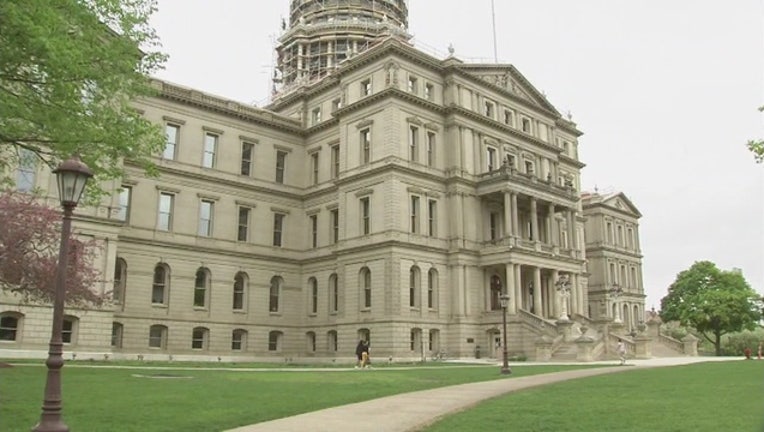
[566,209,574,249]
[514,264,522,312]
[571,210,579,249]
[297,43,304,79]
[570,273,579,316]
[533,267,542,316]
[505,264,516,313]
[511,193,519,238]
[547,203,555,244]
[503,191,512,238]
[530,198,539,242]
[551,269,560,319]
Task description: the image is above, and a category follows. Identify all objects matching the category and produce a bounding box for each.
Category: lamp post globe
[499,293,511,375]
[33,156,92,432]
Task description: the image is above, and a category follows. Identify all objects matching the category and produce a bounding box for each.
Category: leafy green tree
[748,106,764,163]
[0,0,166,197]
[660,261,762,356]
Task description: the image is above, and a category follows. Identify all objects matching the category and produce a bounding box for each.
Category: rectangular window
[425,83,434,101]
[164,124,179,160]
[312,107,322,125]
[525,160,534,174]
[149,326,165,348]
[331,145,340,179]
[16,149,37,192]
[361,78,372,96]
[198,200,214,237]
[330,209,339,244]
[241,142,255,176]
[489,212,499,240]
[627,228,634,249]
[310,214,318,248]
[409,126,419,162]
[426,132,435,167]
[276,150,287,184]
[410,196,420,234]
[521,117,532,134]
[504,109,514,127]
[202,133,217,168]
[428,199,437,237]
[237,206,250,242]
[360,129,371,164]
[331,98,342,112]
[115,186,131,221]
[62,319,74,344]
[484,101,494,118]
[311,152,319,185]
[487,147,497,171]
[408,76,418,94]
[157,192,174,231]
[273,213,285,247]
[360,197,370,235]
[606,222,614,244]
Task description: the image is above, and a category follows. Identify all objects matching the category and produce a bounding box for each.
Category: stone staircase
[551,343,578,361]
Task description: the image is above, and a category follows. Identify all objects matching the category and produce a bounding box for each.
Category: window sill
[269,311,282,316]
[233,310,248,314]
[193,307,208,311]
[360,308,371,313]
[151,303,168,309]
[308,313,318,317]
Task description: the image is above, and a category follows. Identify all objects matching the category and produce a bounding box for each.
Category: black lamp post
[33,156,93,432]
[499,293,511,375]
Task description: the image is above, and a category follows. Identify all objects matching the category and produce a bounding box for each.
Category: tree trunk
[714,332,722,356]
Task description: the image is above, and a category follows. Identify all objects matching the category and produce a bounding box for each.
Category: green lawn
[0,362,590,432]
[421,361,764,432]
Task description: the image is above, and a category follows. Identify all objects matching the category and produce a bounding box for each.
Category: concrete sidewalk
[223,357,738,432]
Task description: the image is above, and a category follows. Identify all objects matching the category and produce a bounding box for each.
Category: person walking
[355,340,366,369]
[616,339,627,365]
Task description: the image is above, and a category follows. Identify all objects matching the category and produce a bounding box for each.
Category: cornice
[559,154,586,169]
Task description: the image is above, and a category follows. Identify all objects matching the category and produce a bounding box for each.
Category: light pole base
[500,366,512,375]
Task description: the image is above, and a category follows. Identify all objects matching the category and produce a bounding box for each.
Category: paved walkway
[224,357,738,432]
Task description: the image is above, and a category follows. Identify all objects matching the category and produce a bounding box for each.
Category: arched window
[111,322,123,348]
[410,327,422,351]
[113,258,127,304]
[329,273,339,313]
[327,330,338,352]
[152,263,170,305]
[232,329,247,351]
[309,277,318,314]
[360,267,371,309]
[192,327,209,350]
[269,276,282,312]
[306,331,316,352]
[62,315,78,344]
[357,328,370,345]
[409,266,420,308]
[149,324,168,349]
[268,330,283,351]
[194,267,211,308]
[233,272,248,311]
[427,268,438,309]
[0,312,23,342]
[490,275,502,310]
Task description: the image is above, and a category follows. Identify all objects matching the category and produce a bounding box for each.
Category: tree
[0,0,166,198]
[748,106,764,163]
[0,192,103,306]
[660,261,762,356]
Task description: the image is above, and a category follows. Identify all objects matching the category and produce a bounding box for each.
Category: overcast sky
[150,0,764,309]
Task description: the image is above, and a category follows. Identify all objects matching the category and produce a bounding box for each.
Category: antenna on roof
[491,0,498,63]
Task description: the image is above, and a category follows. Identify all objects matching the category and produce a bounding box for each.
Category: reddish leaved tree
[0,191,103,306]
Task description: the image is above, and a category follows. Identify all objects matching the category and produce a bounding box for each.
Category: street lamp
[33,156,93,432]
[610,284,623,323]
[499,293,511,375]
[555,274,571,320]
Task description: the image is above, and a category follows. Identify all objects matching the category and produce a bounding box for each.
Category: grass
[421,361,764,432]
[0,361,592,432]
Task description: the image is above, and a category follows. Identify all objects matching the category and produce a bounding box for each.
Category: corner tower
[275,0,410,92]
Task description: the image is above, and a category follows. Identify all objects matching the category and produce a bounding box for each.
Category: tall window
[237,206,250,242]
[331,144,340,179]
[16,149,37,192]
[617,225,624,246]
[268,331,282,351]
[487,147,497,171]
[360,129,371,164]
[269,276,282,312]
[157,192,174,231]
[232,329,247,351]
[111,322,123,348]
[427,199,437,237]
[490,275,502,310]
[425,83,434,100]
[310,215,318,248]
[202,133,217,168]
[427,269,438,309]
[609,262,617,284]
[233,272,247,310]
[329,273,339,313]
[484,101,494,118]
[311,152,319,185]
[521,117,531,133]
[606,222,614,244]
[151,264,169,305]
[275,150,287,184]
[330,209,339,244]
[241,142,255,176]
[627,227,634,249]
[426,132,436,167]
[198,200,214,237]
[164,124,179,160]
[360,197,370,235]
[273,213,285,247]
[115,186,132,221]
[489,212,499,240]
[312,107,322,125]
[327,330,338,352]
[361,78,372,96]
[306,332,317,352]
[361,267,372,308]
[504,109,514,126]
[192,327,209,350]
[194,268,210,308]
[62,316,77,344]
[309,277,318,314]
[149,325,167,349]
[0,313,21,341]
[410,196,420,234]
[408,76,418,94]
[409,126,419,162]
[409,266,420,308]
[113,258,127,304]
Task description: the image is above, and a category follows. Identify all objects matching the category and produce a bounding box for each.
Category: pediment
[602,193,642,218]
[456,64,560,115]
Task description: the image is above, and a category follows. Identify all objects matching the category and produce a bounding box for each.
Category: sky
[150,0,764,310]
